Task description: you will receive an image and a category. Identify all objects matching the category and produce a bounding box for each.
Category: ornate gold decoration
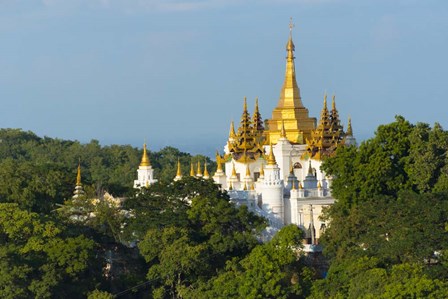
[280,120,287,139]
[264,25,316,145]
[176,158,182,178]
[196,161,203,176]
[203,161,210,178]
[267,142,277,166]
[303,94,345,160]
[231,162,237,177]
[227,97,265,162]
[346,116,353,136]
[140,143,151,167]
[215,152,223,172]
[76,159,82,186]
[190,161,195,177]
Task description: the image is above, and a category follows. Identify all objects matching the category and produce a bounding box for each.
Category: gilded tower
[264,22,317,145]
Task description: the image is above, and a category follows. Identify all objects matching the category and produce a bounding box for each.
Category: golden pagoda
[225,97,265,163]
[304,94,344,160]
[73,160,85,198]
[140,143,151,167]
[264,20,316,145]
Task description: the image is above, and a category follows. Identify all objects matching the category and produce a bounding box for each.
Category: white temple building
[211,25,356,250]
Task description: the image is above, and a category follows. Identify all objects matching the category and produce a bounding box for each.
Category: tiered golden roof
[264,21,316,145]
[304,94,345,160]
[225,97,265,163]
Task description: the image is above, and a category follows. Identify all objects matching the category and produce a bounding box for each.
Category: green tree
[190,225,313,299]
[0,203,96,298]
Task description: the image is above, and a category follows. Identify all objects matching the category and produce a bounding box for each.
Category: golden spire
[250,183,255,191]
[323,92,328,112]
[332,94,336,111]
[216,152,223,172]
[243,182,247,191]
[260,164,265,177]
[196,161,203,176]
[346,117,353,136]
[267,142,277,165]
[299,181,303,189]
[203,161,210,178]
[76,159,82,186]
[277,17,303,109]
[252,97,264,133]
[229,120,236,139]
[246,164,251,177]
[243,96,248,112]
[140,143,151,167]
[176,158,182,178]
[231,163,237,177]
[190,161,195,176]
[280,120,287,138]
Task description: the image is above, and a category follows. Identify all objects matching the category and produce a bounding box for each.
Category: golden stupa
[264,21,317,145]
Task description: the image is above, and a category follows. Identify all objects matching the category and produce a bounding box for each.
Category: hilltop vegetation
[1,119,448,298]
[0,128,215,213]
[311,116,448,298]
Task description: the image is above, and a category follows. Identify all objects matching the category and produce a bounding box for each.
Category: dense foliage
[3,117,448,298]
[313,116,448,298]
[0,129,314,298]
[0,128,215,213]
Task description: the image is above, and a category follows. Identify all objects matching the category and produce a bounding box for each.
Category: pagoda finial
[140,143,151,167]
[277,17,303,109]
[252,97,264,133]
[243,96,248,112]
[280,120,287,138]
[73,159,85,198]
[267,142,277,165]
[203,161,210,178]
[346,116,353,136]
[332,94,336,111]
[190,161,195,177]
[229,120,236,139]
[76,159,82,187]
[216,152,223,172]
[246,164,251,177]
[196,161,203,177]
[289,17,295,37]
[231,162,237,177]
[176,158,182,177]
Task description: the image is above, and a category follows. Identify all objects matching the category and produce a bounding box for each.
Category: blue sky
[1,0,447,156]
